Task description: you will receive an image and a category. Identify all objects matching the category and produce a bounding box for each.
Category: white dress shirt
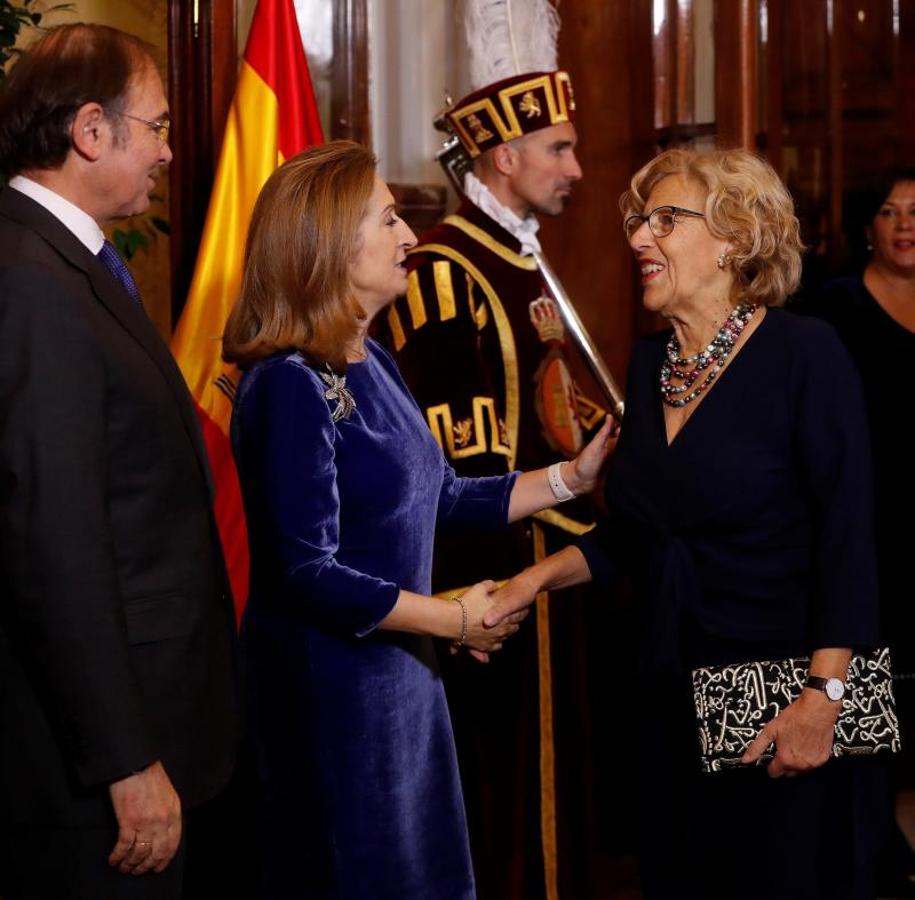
[8,175,105,255]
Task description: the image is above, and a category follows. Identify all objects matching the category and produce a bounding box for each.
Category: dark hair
[223,142,377,372]
[841,167,915,270]
[0,23,153,180]
[857,168,915,223]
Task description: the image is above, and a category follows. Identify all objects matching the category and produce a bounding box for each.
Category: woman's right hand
[457,580,527,655]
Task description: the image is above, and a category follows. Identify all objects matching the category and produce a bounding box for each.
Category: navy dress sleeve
[436,463,518,532]
[787,319,880,649]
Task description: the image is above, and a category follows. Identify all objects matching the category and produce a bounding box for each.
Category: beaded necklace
[659,302,757,407]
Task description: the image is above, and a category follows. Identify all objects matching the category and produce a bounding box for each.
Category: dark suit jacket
[0,187,237,826]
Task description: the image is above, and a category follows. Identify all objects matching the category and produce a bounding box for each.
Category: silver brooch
[319,365,356,422]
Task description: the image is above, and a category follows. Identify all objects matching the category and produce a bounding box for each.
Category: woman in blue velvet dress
[221,142,614,899]
[485,149,886,899]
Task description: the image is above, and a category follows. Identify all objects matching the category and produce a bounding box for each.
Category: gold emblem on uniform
[498,418,510,446]
[534,352,584,456]
[529,296,565,343]
[466,114,493,143]
[453,418,473,448]
[519,91,542,119]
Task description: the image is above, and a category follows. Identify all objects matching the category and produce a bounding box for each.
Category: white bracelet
[547,462,575,503]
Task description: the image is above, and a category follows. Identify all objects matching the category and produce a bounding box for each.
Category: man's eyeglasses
[116,113,171,144]
[624,205,706,239]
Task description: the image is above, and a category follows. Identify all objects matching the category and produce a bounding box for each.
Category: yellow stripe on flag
[171,60,282,436]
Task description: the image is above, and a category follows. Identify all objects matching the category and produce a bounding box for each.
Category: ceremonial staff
[531,251,625,422]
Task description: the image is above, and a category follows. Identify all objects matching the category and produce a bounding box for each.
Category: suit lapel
[0,188,214,494]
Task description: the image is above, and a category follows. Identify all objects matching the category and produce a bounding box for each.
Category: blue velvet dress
[231,338,516,899]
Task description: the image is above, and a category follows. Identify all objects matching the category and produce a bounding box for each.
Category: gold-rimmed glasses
[624,205,706,240]
[116,112,171,144]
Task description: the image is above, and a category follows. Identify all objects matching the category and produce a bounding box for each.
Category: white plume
[463,0,561,89]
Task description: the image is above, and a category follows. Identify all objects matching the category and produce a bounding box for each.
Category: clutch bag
[692,646,900,774]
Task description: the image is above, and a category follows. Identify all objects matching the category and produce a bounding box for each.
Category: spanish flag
[171,0,324,620]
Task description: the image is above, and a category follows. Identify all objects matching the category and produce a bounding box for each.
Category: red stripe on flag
[244,0,324,160]
[195,404,250,625]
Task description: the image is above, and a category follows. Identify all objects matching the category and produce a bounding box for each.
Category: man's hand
[108,760,182,875]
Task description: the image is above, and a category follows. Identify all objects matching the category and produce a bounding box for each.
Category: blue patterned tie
[97,240,143,308]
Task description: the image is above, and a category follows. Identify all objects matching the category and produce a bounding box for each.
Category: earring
[866,242,873,252]
[716,253,731,269]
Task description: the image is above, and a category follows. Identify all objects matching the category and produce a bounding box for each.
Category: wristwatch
[805,674,846,702]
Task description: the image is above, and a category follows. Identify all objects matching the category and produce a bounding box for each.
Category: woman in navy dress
[486,148,885,899]
[221,142,614,899]
[805,168,915,890]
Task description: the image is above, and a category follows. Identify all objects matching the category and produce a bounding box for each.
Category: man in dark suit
[0,24,237,898]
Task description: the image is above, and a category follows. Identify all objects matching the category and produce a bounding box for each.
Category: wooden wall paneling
[839,0,899,190]
[209,0,238,161]
[715,0,759,150]
[387,183,446,238]
[773,0,831,276]
[898,0,915,157]
[677,0,696,123]
[167,0,237,328]
[331,0,369,144]
[653,0,673,128]
[840,0,895,115]
[760,0,784,167]
[714,0,758,149]
[667,0,679,131]
[826,0,844,266]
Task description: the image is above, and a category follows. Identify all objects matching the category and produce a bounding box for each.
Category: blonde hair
[223,141,376,371]
[621,148,803,307]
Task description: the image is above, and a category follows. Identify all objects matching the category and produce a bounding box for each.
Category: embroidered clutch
[691,646,901,774]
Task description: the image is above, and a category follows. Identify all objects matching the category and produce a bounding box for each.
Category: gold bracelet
[450,595,467,646]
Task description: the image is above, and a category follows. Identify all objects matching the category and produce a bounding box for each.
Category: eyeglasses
[624,205,706,239]
[116,112,171,144]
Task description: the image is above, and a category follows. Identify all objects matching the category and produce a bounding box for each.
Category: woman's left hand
[563,416,617,496]
[741,690,841,777]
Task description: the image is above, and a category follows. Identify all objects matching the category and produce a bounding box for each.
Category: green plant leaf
[112,229,129,259]
[125,230,150,258]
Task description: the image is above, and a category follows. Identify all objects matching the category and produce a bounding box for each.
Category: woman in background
[222,141,613,899]
[807,168,915,891]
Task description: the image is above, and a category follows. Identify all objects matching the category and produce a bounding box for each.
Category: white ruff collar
[462,172,541,256]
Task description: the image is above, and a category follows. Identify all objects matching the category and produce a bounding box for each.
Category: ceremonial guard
[377,3,618,897]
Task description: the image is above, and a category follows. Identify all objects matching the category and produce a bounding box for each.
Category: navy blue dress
[577,309,885,900]
[805,277,915,785]
[231,339,517,899]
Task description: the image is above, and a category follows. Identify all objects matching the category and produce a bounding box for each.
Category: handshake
[449,572,540,664]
